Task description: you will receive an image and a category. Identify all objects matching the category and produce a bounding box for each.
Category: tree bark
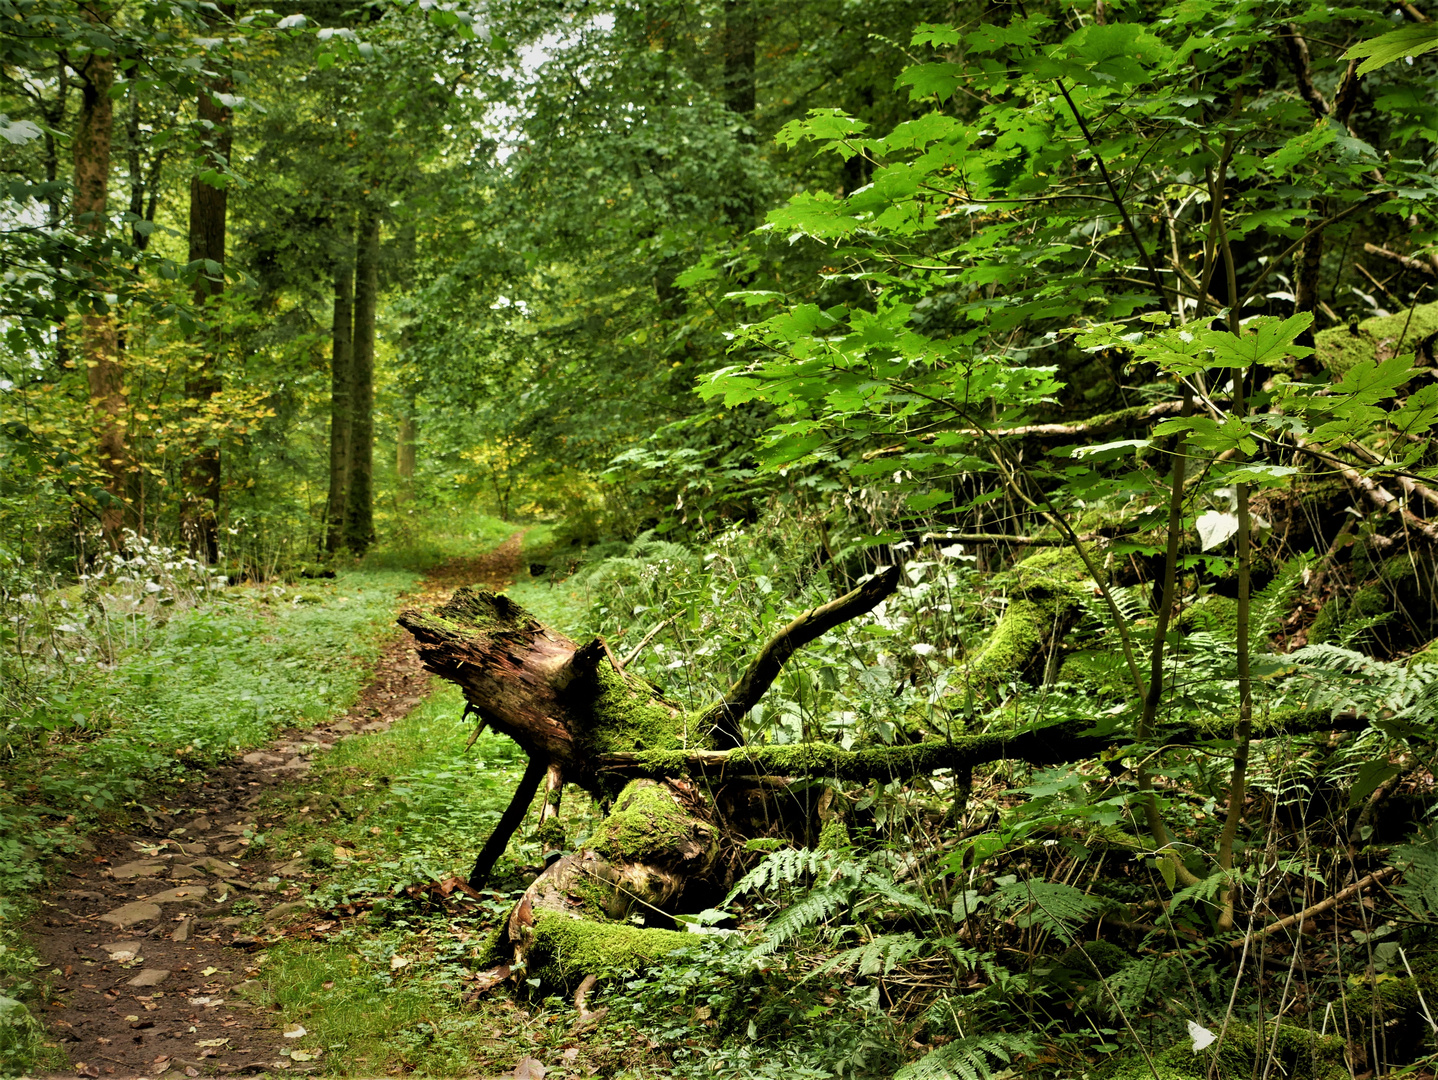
[182,13,233,563]
[325,224,356,554]
[342,208,380,555]
[73,6,124,547]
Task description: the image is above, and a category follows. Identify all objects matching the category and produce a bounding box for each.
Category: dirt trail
[31,533,526,1079]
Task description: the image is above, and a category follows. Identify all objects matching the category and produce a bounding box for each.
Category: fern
[1284,642,1438,718]
[990,879,1106,944]
[1250,555,1311,650]
[894,1033,1037,1080]
[726,846,842,901]
[746,884,853,960]
[815,931,928,978]
[1393,841,1438,922]
[1078,583,1148,637]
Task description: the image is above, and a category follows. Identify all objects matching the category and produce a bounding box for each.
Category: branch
[602,710,1372,784]
[860,401,1193,460]
[700,565,902,747]
[1252,868,1398,941]
[1363,242,1438,278]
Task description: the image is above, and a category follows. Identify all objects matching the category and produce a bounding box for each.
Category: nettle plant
[692,0,1438,927]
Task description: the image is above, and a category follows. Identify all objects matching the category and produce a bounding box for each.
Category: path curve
[31,534,527,1078]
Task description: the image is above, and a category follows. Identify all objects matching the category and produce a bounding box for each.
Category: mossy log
[593,708,1373,784]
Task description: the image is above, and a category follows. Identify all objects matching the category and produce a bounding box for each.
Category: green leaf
[1345,22,1438,77]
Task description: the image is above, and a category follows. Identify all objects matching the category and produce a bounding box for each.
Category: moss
[1316,299,1438,375]
[593,779,712,866]
[1177,595,1239,637]
[968,548,1095,685]
[817,817,850,851]
[535,817,565,851]
[580,661,694,760]
[526,909,692,985]
[1102,1021,1346,1080]
[1346,967,1438,1065]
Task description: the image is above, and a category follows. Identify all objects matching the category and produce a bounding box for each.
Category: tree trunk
[325,224,356,554]
[722,0,756,133]
[396,406,416,499]
[73,8,124,547]
[342,208,379,555]
[182,16,233,563]
[400,568,901,981]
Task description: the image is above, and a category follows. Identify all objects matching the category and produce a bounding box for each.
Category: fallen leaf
[283,1024,306,1038]
[511,1056,547,1080]
[200,966,219,976]
[289,1050,318,1062]
[196,1038,229,1047]
[389,955,411,970]
[125,1015,140,1022]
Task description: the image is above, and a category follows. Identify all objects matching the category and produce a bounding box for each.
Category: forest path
[31,533,527,1079]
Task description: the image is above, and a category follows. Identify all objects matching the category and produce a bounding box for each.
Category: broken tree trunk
[397,565,901,889]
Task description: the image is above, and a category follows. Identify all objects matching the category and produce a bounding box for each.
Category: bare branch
[700,565,902,747]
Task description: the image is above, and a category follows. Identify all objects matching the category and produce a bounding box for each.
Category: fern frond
[814,931,927,979]
[1251,555,1312,649]
[726,846,838,901]
[990,880,1105,944]
[1393,841,1438,922]
[745,884,851,960]
[894,1033,1037,1080]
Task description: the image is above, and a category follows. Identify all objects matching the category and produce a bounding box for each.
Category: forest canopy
[5,1,1438,1078]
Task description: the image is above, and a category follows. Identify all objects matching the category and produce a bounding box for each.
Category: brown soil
[30,534,526,1079]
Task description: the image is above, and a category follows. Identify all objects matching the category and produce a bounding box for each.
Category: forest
[4,0,1438,1077]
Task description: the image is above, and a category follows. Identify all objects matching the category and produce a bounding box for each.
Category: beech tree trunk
[342,208,379,555]
[74,6,124,546]
[325,224,355,554]
[182,12,233,562]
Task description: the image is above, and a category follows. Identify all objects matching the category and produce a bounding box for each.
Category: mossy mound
[1315,298,1438,375]
[968,548,1095,686]
[526,909,693,985]
[1103,1020,1346,1080]
[1347,965,1438,1068]
[593,779,718,869]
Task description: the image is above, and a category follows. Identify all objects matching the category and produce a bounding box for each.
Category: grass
[249,682,622,1076]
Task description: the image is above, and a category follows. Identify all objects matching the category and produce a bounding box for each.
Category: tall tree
[325,223,356,554]
[72,3,124,546]
[181,3,236,562]
[342,207,380,554]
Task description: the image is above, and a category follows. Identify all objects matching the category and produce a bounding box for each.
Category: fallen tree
[397,568,1386,994]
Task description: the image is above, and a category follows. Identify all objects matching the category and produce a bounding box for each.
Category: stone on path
[126,968,171,988]
[98,940,143,961]
[273,858,308,878]
[191,856,241,879]
[242,751,286,765]
[110,860,167,880]
[143,885,209,904]
[169,862,205,879]
[172,917,194,942]
[99,902,161,928]
[263,901,309,924]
